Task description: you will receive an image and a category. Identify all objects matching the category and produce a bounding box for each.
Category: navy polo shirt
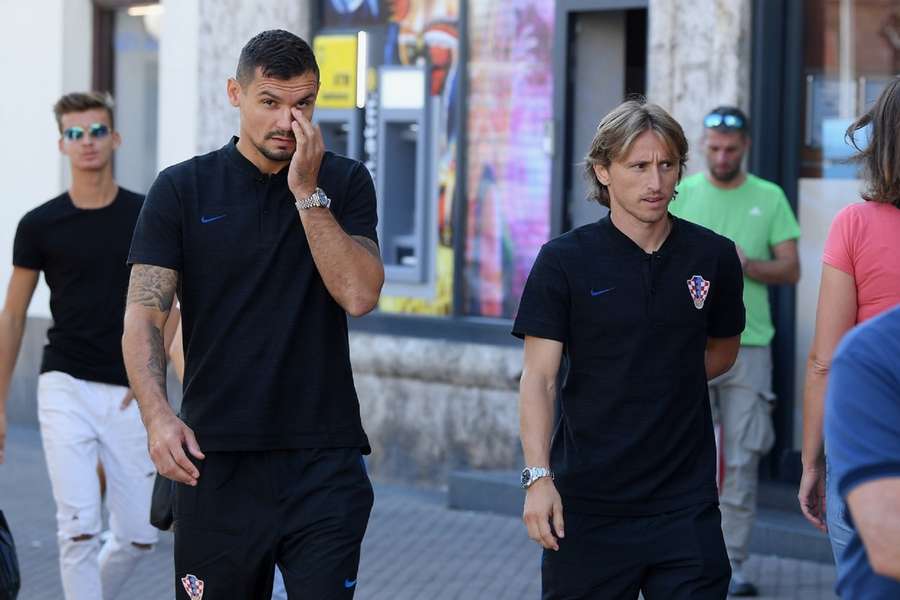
[513,215,745,515]
[128,138,377,452]
[827,305,900,599]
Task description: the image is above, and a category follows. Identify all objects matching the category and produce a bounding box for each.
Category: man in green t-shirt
[669,106,800,597]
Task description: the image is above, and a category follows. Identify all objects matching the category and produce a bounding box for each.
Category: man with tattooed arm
[123,30,383,599]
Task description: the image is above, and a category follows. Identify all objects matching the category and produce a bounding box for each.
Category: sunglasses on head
[62,123,110,141]
[703,113,745,130]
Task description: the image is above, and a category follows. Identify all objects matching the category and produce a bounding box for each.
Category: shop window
[801,0,899,178]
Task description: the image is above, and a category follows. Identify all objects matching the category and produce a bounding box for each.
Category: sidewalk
[1,425,836,599]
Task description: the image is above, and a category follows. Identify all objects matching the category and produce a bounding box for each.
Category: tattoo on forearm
[352,236,381,260]
[146,325,167,389]
[127,265,178,312]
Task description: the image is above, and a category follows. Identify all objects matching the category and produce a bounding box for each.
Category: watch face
[521,468,531,487]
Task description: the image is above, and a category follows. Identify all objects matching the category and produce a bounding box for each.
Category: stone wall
[648,0,753,175]
[350,333,524,485]
[8,326,523,487]
[196,0,312,154]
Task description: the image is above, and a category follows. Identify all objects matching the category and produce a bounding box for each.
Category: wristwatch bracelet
[521,466,554,489]
[295,187,331,210]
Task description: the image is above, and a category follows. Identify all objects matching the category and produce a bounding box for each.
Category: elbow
[720,347,740,375]
[519,367,556,397]
[344,289,381,318]
[710,359,735,381]
[807,354,831,377]
[345,272,384,317]
[122,307,142,342]
[719,358,737,378]
[723,349,739,372]
[869,550,900,581]
[346,300,377,318]
[786,265,801,285]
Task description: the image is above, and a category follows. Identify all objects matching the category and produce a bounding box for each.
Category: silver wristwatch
[295,187,331,210]
[521,466,554,489]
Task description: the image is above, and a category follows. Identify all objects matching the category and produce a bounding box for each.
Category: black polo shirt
[513,215,745,516]
[128,138,377,452]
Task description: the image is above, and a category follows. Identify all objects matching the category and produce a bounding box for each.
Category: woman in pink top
[799,77,900,573]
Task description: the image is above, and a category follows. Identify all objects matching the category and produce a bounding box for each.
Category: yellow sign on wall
[314,34,357,109]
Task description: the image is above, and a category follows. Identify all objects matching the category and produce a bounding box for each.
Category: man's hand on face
[523,477,565,551]
[145,410,204,486]
[287,107,325,200]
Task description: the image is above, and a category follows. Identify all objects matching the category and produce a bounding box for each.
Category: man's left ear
[593,163,610,187]
[111,130,122,150]
[226,78,242,108]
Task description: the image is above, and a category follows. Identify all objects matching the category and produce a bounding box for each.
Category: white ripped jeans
[37,371,158,600]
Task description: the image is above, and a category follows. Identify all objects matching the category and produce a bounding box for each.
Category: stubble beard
[255,131,295,162]
[710,164,742,184]
[615,198,671,227]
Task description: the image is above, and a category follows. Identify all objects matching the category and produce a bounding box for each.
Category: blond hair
[584,99,688,207]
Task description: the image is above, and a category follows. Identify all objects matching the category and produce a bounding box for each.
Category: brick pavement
[1,425,836,599]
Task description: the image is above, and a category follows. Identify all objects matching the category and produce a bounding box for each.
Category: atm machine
[314,108,363,160]
[375,65,430,287]
[312,33,365,160]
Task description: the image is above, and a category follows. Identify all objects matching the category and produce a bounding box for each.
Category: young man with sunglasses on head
[0,92,161,599]
[669,106,801,597]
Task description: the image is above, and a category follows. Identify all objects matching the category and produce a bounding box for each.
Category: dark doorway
[550,1,649,235]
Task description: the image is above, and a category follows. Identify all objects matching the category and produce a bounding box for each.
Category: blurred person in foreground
[798,76,900,578]
[123,29,383,598]
[0,92,162,600]
[825,304,900,598]
[670,105,801,597]
[514,99,745,599]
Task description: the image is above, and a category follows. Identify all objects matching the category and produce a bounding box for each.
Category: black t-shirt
[512,215,745,516]
[13,189,144,386]
[128,138,377,452]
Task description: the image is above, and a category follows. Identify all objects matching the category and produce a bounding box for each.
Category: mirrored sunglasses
[63,123,110,141]
[703,113,745,130]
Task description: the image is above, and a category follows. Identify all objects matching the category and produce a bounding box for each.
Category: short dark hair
[52,92,115,133]
[846,76,900,208]
[236,29,319,86]
[584,99,689,207]
[703,105,750,135]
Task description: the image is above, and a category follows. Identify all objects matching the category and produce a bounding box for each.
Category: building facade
[2,0,897,485]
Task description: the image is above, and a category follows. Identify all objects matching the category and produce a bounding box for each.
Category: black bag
[150,473,175,531]
[0,511,21,600]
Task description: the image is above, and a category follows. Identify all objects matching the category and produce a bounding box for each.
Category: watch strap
[295,187,330,210]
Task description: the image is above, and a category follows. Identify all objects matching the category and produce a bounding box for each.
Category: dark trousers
[174,448,374,599]
[542,503,731,600]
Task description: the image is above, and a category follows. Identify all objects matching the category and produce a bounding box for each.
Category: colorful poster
[463,1,555,318]
[314,34,358,109]
[375,0,461,316]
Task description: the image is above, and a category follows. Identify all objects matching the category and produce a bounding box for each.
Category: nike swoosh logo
[200,214,227,224]
[590,287,614,297]
[344,579,357,589]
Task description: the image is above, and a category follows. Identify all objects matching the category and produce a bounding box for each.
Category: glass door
[794,0,898,444]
